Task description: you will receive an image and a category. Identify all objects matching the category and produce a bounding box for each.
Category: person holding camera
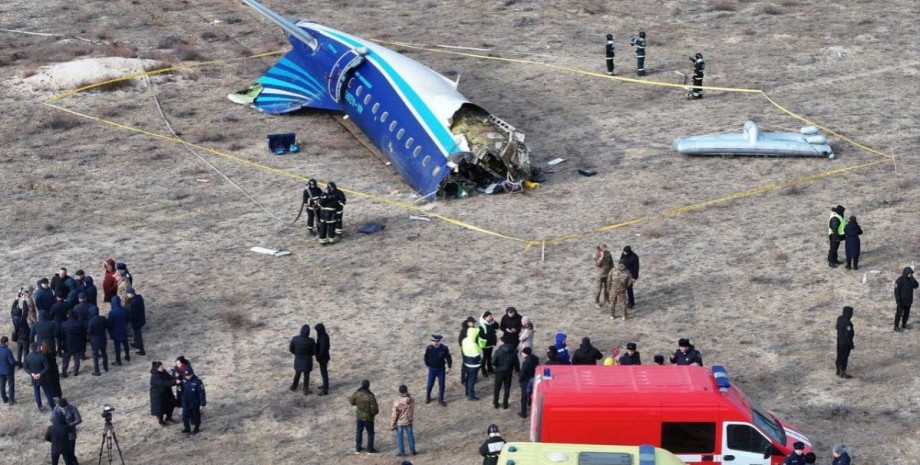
[180,368,206,434]
[629,31,647,76]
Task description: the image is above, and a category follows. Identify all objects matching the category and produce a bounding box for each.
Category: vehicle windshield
[751,405,786,445]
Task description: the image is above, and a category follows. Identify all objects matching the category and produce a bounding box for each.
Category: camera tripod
[97,418,126,465]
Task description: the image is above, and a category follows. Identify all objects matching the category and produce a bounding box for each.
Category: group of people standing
[301,179,347,245]
[149,356,207,434]
[594,245,639,319]
[826,204,863,270]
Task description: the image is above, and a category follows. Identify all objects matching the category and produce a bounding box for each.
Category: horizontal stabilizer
[249,51,340,114]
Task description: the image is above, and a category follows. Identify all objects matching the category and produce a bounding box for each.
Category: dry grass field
[2,1,919,464]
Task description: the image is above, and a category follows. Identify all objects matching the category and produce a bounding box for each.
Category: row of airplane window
[348,77,442,178]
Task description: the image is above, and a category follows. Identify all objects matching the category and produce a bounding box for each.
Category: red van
[530,365,811,465]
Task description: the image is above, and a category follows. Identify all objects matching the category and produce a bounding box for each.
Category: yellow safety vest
[828,213,845,236]
[462,327,483,357]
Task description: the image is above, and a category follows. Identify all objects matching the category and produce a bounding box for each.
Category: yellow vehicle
[497,442,686,465]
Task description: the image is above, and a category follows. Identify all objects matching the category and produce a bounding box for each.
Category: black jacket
[618,351,642,365]
[491,343,520,374]
[11,304,30,342]
[572,337,603,365]
[150,367,177,416]
[30,319,58,351]
[480,436,506,465]
[836,307,855,349]
[129,294,146,329]
[87,308,108,346]
[424,344,452,369]
[24,351,49,380]
[843,221,862,258]
[671,346,704,366]
[499,313,523,344]
[61,318,86,354]
[50,300,69,326]
[479,315,499,348]
[45,414,74,455]
[621,250,640,279]
[314,323,330,363]
[894,267,918,306]
[289,325,315,372]
[82,276,98,306]
[519,354,539,384]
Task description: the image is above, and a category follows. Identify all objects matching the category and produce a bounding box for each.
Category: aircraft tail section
[229,50,341,114]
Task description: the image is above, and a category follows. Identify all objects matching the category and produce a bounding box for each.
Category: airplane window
[422,155,431,167]
[355,85,363,97]
[405,137,414,149]
[381,111,388,122]
[347,78,355,88]
[432,166,442,177]
[397,129,405,140]
[372,103,380,114]
[413,146,421,157]
[389,121,397,132]
[363,94,372,105]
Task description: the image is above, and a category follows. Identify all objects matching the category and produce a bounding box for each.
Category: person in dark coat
[572,337,603,365]
[827,205,846,267]
[86,307,108,376]
[30,311,59,354]
[81,275,98,307]
[479,424,505,465]
[618,342,642,365]
[50,268,71,301]
[25,343,53,411]
[180,369,206,434]
[171,356,192,398]
[835,306,855,378]
[52,398,82,463]
[303,179,323,236]
[604,34,616,76]
[843,215,862,270]
[831,444,851,465]
[289,324,315,395]
[544,346,562,365]
[0,337,16,404]
[782,441,807,465]
[423,334,451,406]
[150,361,177,426]
[45,410,77,465]
[50,294,69,354]
[126,287,145,356]
[491,334,519,410]
[11,303,30,367]
[518,347,539,418]
[60,311,86,378]
[499,307,523,347]
[670,338,703,366]
[71,294,92,329]
[314,323,330,395]
[35,278,56,319]
[479,311,499,376]
[41,340,62,400]
[621,246,640,308]
[107,296,130,365]
[894,266,918,332]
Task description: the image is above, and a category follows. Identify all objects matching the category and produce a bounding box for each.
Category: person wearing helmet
[689,52,705,99]
[303,179,323,236]
[317,184,338,245]
[604,33,616,75]
[326,182,347,240]
[629,31,647,76]
[479,424,506,465]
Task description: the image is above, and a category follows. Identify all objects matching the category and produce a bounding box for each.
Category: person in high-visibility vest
[461,326,483,401]
[827,205,846,267]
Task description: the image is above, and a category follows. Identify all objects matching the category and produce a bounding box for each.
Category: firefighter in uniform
[689,52,705,99]
[327,182,347,240]
[317,188,338,245]
[604,34,616,75]
[827,205,846,267]
[631,31,647,76]
[303,179,323,236]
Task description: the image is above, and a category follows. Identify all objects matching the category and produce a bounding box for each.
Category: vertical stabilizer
[241,0,318,51]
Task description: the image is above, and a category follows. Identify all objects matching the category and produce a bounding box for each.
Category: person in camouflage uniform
[349,379,380,454]
[607,261,635,320]
[594,245,614,307]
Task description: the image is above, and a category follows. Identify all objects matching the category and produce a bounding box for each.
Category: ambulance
[497,442,686,465]
[530,365,811,465]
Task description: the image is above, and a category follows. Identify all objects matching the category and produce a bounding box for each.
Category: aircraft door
[722,422,772,465]
[327,47,367,103]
